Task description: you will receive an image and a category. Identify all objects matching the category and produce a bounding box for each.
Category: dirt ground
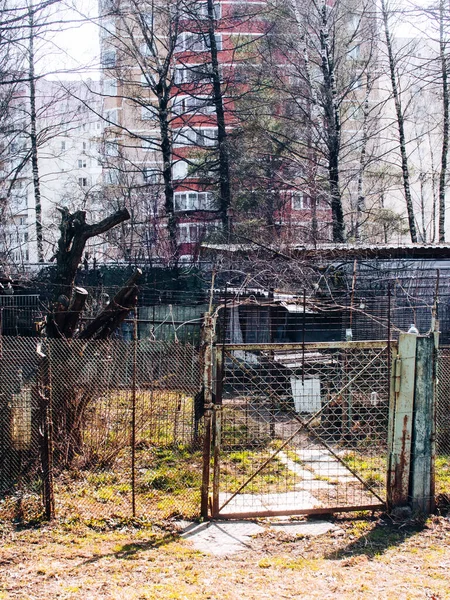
[1,512,450,600]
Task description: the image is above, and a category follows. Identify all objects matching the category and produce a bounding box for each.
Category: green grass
[54,444,203,521]
[435,455,450,495]
[341,451,387,490]
[220,447,297,494]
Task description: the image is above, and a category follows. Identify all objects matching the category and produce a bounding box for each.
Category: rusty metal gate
[207,340,395,518]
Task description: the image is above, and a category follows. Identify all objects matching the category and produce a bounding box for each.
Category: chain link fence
[212,343,390,517]
[0,336,203,523]
[437,347,450,500]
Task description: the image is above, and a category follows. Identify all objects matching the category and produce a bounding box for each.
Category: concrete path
[179,519,341,556]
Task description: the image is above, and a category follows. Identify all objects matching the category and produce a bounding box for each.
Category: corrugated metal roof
[202,242,450,259]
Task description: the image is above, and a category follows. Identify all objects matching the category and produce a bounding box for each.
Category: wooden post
[410,334,436,515]
[387,333,417,509]
[387,332,437,516]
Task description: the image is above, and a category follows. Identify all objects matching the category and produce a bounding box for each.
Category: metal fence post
[38,342,55,520]
[200,314,214,519]
[131,317,137,518]
[387,333,417,509]
[212,344,222,518]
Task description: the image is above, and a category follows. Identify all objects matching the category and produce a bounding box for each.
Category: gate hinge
[394,356,402,393]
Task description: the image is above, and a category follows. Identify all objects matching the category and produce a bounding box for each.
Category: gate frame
[208,339,395,520]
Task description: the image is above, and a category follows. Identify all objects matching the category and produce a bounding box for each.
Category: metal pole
[302,289,306,385]
[131,316,137,517]
[387,281,392,393]
[200,314,214,518]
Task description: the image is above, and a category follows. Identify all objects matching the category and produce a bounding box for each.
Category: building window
[78,177,88,187]
[178,221,219,243]
[181,2,221,20]
[105,140,119,156]
[101,49,116,68]
[104,108,119,126]
[348,44,361,60]
[100,18,116,38]
[141,103,158,120]
[141,12,153,27]
[61,141,66,151]
[105,168,121,185]
[19,217,26,225]
[103,78,117,96]
[175,32,222,52]
[172,95,215,116]
[174,191,217,211]
[100,0,118,15]
[174,64,214,85]
[174,127,218,148]
[292,193,311,210]
[78,159,87,168]
[143,167,160,183]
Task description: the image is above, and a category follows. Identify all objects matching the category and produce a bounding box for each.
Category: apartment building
[99,0,332,260]
[0,79,104,266]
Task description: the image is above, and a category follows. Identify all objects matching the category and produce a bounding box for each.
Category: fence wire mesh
[214,343,391,516]
[0,336,203,523]
[437,347,450,499]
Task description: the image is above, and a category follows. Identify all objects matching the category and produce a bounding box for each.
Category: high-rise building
[0,80,103,266]
[98,0,333,260]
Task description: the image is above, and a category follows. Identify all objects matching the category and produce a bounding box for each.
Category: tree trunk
[355,75,371,241]
[439,0,449,242]
[207,0,232,230]
[381,0,418,243]
[320,0,345,243]
[28,5,44,262]
[158,88,178,258]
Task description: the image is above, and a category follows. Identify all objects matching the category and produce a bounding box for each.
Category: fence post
[387,333,417,509]
[387,332,437,515]
[200,314,214,519]
[131,316,137,518]
[38,343,55,520]
[212,345,222,518]
[410,334,437,515]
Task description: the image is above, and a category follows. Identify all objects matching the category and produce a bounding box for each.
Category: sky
[42,0,100,80]
[42,0,433,81]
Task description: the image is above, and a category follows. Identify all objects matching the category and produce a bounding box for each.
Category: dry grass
[1,514,450,599]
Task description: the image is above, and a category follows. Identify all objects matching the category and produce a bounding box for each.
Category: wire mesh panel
[49,339,202,521]
[437,348,450,499]
[213,342,392,517]
[0,336,203,523]
[0,337,43,522]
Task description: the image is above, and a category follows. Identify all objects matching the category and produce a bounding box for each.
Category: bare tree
[380,0,418,242]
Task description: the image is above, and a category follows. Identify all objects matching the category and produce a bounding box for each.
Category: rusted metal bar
[216,504,385,519]
[387,282,392,402]
[38,343,55,520]
[224,341,392,351]
[302,289,306,385]
[131,316,137,517]
[201,314,214,518]
[212,343,222,518]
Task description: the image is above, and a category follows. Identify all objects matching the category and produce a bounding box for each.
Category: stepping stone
[180,521,265,556]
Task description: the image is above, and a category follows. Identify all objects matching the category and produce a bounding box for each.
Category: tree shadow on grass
[78,533,181,566]
[325,517,426,560]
